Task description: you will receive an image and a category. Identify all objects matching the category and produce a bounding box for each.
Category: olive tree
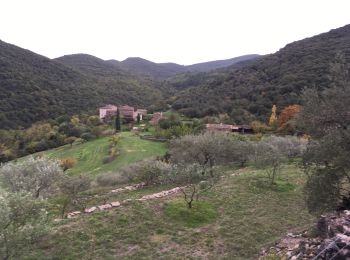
[169,132,232,176]
[164,164,219,209]
[0,191,48,260]
[0,156,64,198]
[250,136,306,185]
[300,55,350,213]
[57,175,91,218]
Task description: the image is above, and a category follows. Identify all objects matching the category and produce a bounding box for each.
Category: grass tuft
[164,200,217,228]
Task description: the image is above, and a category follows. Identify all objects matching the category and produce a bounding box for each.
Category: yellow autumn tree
[268,105,277,127]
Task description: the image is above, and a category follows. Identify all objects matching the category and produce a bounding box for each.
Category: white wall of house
[99,108,108,119]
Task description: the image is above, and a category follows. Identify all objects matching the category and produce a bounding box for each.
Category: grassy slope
[30,164,314,259]
[41,132,167,177]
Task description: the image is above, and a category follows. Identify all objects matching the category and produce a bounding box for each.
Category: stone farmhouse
[99,104,147,122]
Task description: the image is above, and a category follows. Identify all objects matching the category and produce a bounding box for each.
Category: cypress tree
[137,113,141,124]
[115,110,121,132]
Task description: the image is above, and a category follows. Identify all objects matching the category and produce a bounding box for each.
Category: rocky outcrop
[259,210,350,259]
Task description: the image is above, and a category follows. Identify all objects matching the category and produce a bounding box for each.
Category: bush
[97,159,172,186]
[80,132,96,141]
[135,160,172,185]
[102,156,111,164]
[96,173,125,187]
[59,158,77,171]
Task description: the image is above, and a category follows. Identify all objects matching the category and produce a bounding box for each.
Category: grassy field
[28,164,315,259]
[37,132,168,177]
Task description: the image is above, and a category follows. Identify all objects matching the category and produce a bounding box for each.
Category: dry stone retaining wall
[66,186,183,219]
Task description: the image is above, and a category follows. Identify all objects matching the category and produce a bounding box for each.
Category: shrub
[80,132,96,141]
[96,172,125,187]
[102,156,111,164]
[97,159,172,186]
[59,158,77,171]
[135,160,172,185]
[64,136,77,147]
[109,135,120,146]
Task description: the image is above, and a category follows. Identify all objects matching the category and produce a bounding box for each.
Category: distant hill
[107,55,261,79]
[0,42,168,129]
[186,54,260,72]
[2,23,350,129]
[171,24,350,123]
[116,57,188,79]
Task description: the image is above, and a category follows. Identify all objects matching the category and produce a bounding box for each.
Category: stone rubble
[84,206,97,213]
[259,210,350,259]
[66,185,183,219]
[139,187,182,200]
[98,204,112,210]
[67,211,81,219]
[110,182,146,194]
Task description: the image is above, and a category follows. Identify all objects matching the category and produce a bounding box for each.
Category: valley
[0,20,350,260]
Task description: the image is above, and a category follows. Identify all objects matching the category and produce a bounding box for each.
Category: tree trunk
[188,201,192,209]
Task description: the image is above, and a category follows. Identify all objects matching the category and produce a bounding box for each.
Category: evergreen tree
[137,113,141,124]
[115,110,121,132]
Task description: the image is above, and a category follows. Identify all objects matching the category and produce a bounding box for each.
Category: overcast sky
[1,0,349,65]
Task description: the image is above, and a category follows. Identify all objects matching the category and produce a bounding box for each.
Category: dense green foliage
[0,114,110,163]
[0,43,169,129]
[171,24,350,123]
[300,55,350,213]
[2,25,349,129]
[107,55,260,80]
[0,191,48,259]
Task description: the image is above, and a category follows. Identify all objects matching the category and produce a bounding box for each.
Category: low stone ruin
[66,186,183,219]
[259,210,350,259]
[110,182,146,194]
[67,211,81,219]
[139,187,182,200]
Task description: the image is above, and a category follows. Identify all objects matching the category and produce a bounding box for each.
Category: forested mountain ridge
[106,55,261,79]
[0,41,167,129]
[171,24,350,122]
[1,23,350,129]
[185,54,260,72]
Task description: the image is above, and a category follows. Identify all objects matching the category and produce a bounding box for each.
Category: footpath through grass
[40,132,167,177]
[29,164,315,259]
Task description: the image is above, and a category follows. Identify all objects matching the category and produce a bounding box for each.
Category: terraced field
[37,132,168,177]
